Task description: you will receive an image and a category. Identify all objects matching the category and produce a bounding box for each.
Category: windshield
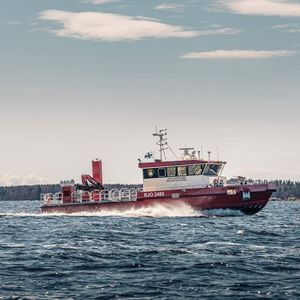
[203,164,223,176]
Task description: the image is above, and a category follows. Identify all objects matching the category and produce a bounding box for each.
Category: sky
[0,0,299,185]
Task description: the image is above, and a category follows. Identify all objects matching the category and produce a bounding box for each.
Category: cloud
[200,27,241,36]
[271,23,300,32]
[38,10,238,41]
[215,0,300,17]
[181,49,295,59]
[0,174,50,186]
[39,10,198,41]
[155,3,185,11]
[8,21,22,25]
[85,0,119,4]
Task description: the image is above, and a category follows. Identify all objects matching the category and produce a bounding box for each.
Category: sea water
[0,200,299,299]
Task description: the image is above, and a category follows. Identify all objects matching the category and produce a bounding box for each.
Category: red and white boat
[41,129,275,215]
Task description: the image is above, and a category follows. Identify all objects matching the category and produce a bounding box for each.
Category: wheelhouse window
[143,168,158,179]
[167,167,176,177]
[143,164,217,179]
[188,164,205,176]
[203,164,223,176]
[177,166,187,176]
[158,168,166,177]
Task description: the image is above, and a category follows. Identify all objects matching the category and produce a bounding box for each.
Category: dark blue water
[0,201,299,299]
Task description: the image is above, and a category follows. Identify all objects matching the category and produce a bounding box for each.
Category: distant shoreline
[0,183,140,201]
[0,181,299,202]
[270,197,300,201]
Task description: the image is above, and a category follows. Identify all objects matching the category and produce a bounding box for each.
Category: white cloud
[39,10,198,41]
[8,21,22,25]
[181,49,295,59]
[200,27,241,36]
[271,23,300,32]
[85,0,119,4]
[38,10,238,41]
[215,0,300,17]
[155,3,185,11]
[0,174,50,186]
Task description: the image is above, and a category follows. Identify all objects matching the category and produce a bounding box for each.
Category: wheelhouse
[139,160,226,192]
[138,129,227,192]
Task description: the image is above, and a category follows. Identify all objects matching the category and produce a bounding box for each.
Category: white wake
[1,203,205,218]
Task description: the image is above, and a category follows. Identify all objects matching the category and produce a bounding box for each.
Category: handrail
[42,188,140,206]
[109,189,120,201]
[120,188,130,199]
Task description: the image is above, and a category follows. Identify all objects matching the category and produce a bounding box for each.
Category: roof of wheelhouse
[140,128,226,169]
[138,159,226,169]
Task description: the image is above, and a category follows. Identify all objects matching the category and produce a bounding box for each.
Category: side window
[188,165,204,176]
[177,166,187,176]
[158,168,166,177]
[143,168,158,179]
[167,167,176,177]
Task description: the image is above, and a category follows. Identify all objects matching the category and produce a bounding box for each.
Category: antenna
[208,151,211,161]
[153,128,168,161]
[217,146,219,161]
[179,147,194,160]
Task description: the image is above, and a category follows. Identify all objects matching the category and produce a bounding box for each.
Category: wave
[0,212,40,217]
[1,204,248,218]
[45,202,205,218]
[1,203,205,218]
[201,208,244,217]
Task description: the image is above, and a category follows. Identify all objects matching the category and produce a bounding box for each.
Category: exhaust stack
[92,159,103,185]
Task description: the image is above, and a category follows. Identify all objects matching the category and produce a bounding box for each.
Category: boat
[40,129,275,215]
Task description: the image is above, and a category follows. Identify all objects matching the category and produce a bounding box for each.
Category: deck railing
[229,179,269,186]
[41,188,142,206]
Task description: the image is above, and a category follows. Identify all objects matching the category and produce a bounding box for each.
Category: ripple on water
[0,200,299,299]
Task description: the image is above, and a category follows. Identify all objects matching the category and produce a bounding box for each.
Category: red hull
[41,184,275,216]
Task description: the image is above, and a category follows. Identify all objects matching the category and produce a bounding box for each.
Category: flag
[144,151,153,159]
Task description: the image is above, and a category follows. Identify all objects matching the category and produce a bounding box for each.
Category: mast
[153,128,168,161]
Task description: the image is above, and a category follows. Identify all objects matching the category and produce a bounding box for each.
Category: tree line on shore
[0,184,140,201]
[0,180,299,201]
[269,180,300,200]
